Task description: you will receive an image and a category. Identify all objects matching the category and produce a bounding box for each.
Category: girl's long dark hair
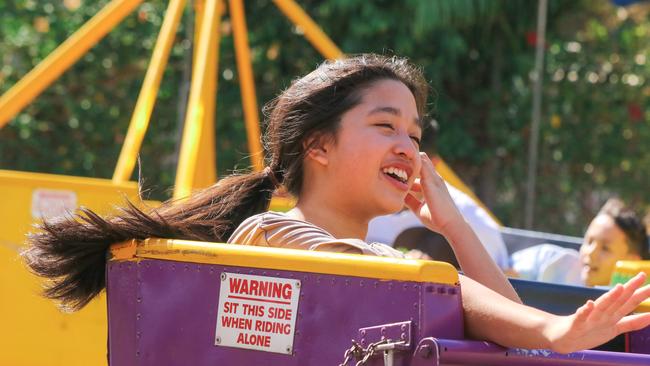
[23,54,430,311]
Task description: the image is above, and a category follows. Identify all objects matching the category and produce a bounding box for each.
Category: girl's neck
[288,201,369,240]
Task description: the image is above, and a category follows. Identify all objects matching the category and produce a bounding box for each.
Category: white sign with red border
[31,189,77,220]
[215,272,301,354]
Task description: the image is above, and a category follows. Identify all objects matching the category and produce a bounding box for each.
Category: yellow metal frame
[113,0,187,183]
[0,169,141,366]
[0,0,495,218]
[230,0,264,172]
[109,238,460,285]
[0,0,144,128]
[174,0,223,199]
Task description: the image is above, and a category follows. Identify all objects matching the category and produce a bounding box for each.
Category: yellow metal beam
[110,238,460,285]
[192,0,220,188]
[230,0,264,172]
[112,0,187,183]
[0,0,144,128]
[272,0,343,60]
[173,0,221,199]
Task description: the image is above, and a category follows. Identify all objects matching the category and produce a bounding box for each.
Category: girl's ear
[304,134,332,167]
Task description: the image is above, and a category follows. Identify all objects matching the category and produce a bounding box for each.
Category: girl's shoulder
[229,211,404,258]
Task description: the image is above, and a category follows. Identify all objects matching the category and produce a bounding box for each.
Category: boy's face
[579,214,638,286]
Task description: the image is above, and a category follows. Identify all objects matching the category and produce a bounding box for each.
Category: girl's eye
[375,123,395,130]
[410,136,421,146]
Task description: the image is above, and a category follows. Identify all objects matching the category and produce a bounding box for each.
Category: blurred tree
[0,0,648,235]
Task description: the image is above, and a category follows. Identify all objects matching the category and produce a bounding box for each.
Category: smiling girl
[24,54,650,354]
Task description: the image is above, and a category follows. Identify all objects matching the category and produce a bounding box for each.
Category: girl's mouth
[382,167,408,183]
[381,169,409,191]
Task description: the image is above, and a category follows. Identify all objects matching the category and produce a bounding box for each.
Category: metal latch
[338,321,413,365]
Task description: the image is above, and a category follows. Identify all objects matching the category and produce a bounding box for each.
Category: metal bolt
[286,346,292,354]
[400,332,406,340]
[221,273,227,281]
[418,344,432,359]
[216,336,221,344]
[380,327,386,335]
[400,324,406,331]
[360,330,366,336]
[295,281,301,288]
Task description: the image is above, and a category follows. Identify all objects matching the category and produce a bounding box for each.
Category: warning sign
[215,273,301,354]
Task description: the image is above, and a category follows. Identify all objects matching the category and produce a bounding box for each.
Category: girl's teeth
[383,167,408,183]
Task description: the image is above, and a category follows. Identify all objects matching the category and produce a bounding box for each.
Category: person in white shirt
[511,198,648,287]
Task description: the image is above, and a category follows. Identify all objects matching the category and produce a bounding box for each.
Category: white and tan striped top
[228,211,404,258]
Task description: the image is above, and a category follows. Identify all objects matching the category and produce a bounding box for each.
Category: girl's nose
[394,133,418,160]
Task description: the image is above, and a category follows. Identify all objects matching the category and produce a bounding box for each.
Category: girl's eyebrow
[367,106,422,128]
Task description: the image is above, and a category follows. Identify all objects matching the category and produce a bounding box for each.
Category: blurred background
[1,0,648,236]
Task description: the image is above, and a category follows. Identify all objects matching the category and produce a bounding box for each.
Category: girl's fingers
[404,193,423,213]
[618,283,650,317]
[419,152,445,185]
[593,284,624,314]
[575,300,595,323]
[609,272,647,313]
[410,179,422,192]
[616,312,650,334]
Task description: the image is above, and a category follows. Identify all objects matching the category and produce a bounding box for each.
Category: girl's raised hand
[546,272,650,354]
[404,152,465,235]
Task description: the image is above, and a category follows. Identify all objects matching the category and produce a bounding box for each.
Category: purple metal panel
[107,258,463,365]
[629,327,650,354]
[358,321,413,347]
[411,338,650,366]
[421,284,464,341]
[107,261,139,366]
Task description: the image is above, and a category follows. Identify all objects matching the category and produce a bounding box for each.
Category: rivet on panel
[221,273,227,281]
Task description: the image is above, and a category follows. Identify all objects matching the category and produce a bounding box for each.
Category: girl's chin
[377,199,407,216]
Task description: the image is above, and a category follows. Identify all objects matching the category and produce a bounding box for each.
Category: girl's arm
[460,272,650,353]
[406,152,520,303]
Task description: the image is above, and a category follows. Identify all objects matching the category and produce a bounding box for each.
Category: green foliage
[0,0,648,235]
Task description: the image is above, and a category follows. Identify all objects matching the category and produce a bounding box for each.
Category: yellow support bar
[272,0,343,60]
[192,0,220,187]
[173,0,221,199]
[112,0,187,183]
[110,238,460,285]
[0,0,144,128]
[230,0,265,172]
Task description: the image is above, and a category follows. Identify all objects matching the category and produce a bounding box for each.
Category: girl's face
[579,214,636,286]
[320,79,422,218]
